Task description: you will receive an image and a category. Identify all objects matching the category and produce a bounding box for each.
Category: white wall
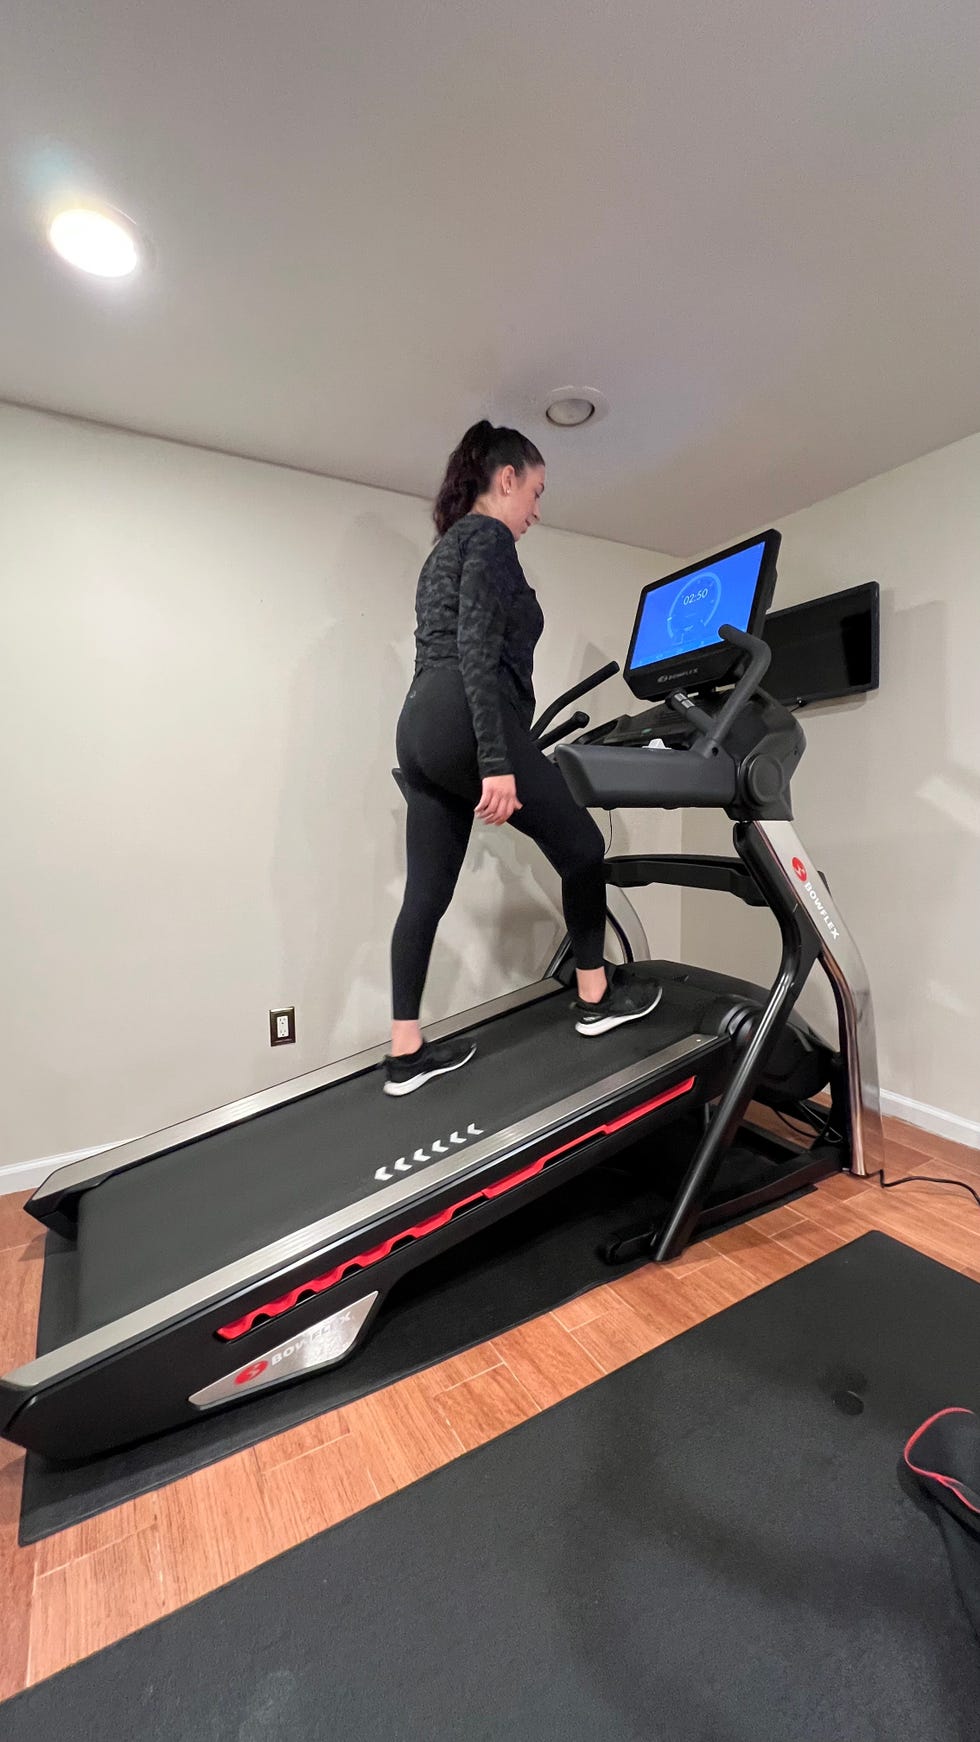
[681,430,980,1140]
[0,405,679,1180]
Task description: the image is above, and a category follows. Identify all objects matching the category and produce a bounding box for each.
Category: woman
[385,421,661,1096]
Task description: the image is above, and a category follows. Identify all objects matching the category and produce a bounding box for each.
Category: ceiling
[3,0,980,555]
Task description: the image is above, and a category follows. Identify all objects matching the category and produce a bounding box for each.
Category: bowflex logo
[790,857,840,941]
[235,1360,269,1388]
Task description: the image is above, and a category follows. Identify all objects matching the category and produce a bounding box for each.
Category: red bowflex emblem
[235,1360,269,1387]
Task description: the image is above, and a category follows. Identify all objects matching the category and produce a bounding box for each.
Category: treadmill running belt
[74,989,705,1338]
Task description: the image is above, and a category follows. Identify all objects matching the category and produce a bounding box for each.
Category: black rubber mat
[6,1235,980,1739]
[20,1123,711,1543]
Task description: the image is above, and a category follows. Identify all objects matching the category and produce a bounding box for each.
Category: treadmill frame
[1,818,880,1458]
[2,1000,726,1455]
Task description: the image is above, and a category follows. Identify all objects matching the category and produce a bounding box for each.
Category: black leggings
[391,667,606,1021]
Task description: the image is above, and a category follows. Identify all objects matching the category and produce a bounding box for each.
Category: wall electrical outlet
[269,1007,296,1046]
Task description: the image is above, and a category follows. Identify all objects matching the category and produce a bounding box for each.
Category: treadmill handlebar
[535,709,590,752]
[668,626,772,759]
[530,660,620,741]
[557,625,802,820]
[556,742,737,811]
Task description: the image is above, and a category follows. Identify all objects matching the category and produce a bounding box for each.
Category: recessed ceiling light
[544,387,609,428]
[547,397,594,427]
[48,206,143,278]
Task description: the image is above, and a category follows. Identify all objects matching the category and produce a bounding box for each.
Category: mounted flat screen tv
[762,581,880,708]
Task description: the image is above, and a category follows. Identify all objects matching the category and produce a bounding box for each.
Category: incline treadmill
[0,529,881,1460]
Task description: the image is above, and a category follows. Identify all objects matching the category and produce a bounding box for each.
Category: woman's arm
[457,519,519,779]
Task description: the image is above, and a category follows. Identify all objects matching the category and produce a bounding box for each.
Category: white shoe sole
[383,1042,477,1096]
[575,985,663,1037]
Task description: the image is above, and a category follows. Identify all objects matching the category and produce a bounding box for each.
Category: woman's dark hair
[433,421,544,538]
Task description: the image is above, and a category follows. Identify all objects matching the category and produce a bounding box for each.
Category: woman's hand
[475,774,522,826]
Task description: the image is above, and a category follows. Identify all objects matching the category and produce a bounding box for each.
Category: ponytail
[433,421,543,538]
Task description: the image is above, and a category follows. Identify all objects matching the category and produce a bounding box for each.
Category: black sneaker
[383,1036,477,1097]
[574,971,663,1036]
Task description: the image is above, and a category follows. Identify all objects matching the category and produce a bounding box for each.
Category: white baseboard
[0,1140,128,1198]
[880,1090,980,1152]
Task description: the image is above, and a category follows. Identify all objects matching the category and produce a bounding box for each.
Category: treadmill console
[589,701,699,750]
[560,564,804,822]
[624,530,780,704]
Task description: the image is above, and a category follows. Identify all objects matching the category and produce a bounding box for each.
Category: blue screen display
[629,542,766,672]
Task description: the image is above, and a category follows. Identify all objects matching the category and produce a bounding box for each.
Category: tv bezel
[762,579,880,709]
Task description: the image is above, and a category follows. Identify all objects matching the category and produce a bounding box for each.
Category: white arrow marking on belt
[431,1139,448,1154]
[394,1157,411,1173]
[450,1131,466,1145]
[375,1166,392,1182]
[467,1123,484,1137]
[414,1148,430,1163]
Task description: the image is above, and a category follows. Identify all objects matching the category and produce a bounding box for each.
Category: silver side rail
[754,821,883,1177]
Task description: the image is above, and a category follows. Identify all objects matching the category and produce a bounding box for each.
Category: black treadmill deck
[74,985,717,1337]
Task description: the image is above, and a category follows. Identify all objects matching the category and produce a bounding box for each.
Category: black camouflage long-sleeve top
[412,513,545,777]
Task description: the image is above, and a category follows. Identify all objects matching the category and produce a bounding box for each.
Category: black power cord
[775,1101,980,1213]
[865,1168,980,1213]
[775,1104,841,1146]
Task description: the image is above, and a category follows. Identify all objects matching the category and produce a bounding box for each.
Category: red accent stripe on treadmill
[216,1077,697,1341]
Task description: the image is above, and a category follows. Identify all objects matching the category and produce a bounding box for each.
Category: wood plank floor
[2,1115,979,1696]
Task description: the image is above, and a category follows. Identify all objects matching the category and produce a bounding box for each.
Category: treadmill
[0,529,882,1461]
